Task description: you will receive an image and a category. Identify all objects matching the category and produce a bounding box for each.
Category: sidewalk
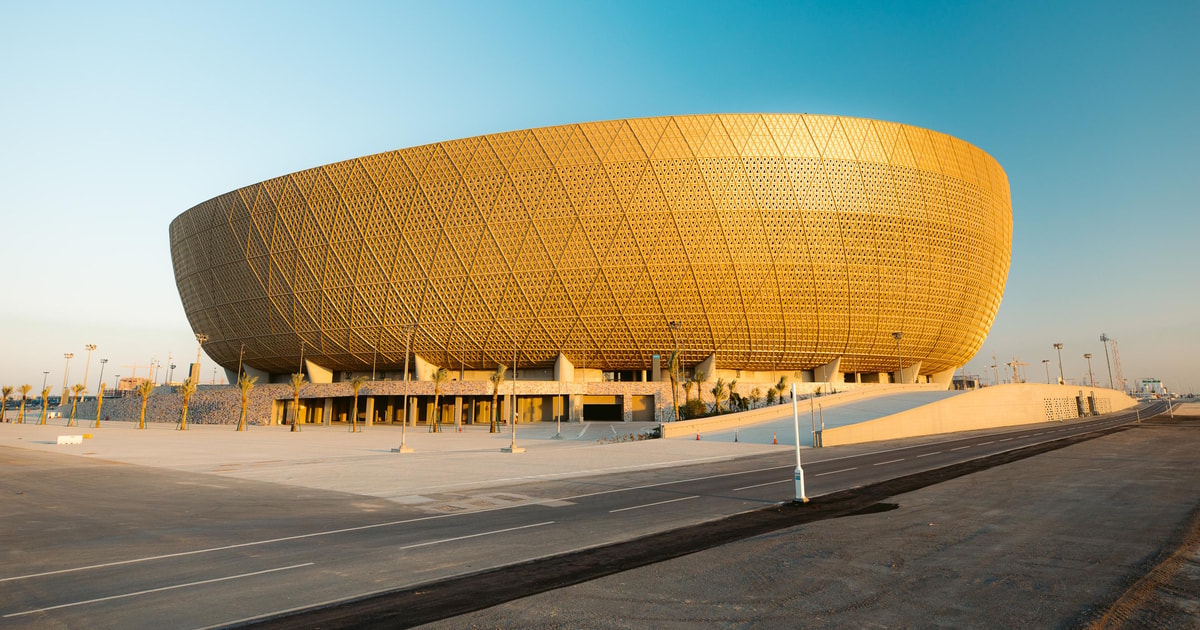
[0,419,782,502]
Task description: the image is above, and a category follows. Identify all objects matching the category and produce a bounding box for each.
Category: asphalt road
[0,402,1164,628]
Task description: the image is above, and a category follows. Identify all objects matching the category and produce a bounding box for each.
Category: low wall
[661,383,947,438]
[820,383,1138,446]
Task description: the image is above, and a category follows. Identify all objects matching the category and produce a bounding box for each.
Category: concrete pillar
[385,397,395,423]
[454,396,462,429]
[305,360,334,384]
[571,393,584,422]
[414,354,436,381]
[696,353,717,382]
[893,361,923,384]
[814,357,842,384]
[323,398,332,426]
[931,367,956,390]
[651,354,662,382]
[554,353,575,382]
[365,397,375,427]
[622,394,633,423]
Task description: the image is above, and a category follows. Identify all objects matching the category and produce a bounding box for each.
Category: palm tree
[236,374,258,431]
[774,375,789,404]
[289,373,305,432]
[710,377,728,414]
[177,378,198,430]
[429,367,449,433]
[2,386,11,423]
[39,387,51,425]
[488,365,507,433]
[17,384,31,424]
[750,386,763,409]
[727,379,739,413]
[136,380,154,429]
[349,375,369,432]
[94,382,107,428]
[666,350,681,422]
[682,377,695,404]
[693,368,708,404]
[68,383,85,427]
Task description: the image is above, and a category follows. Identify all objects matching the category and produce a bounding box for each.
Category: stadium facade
[169,114,1011,423]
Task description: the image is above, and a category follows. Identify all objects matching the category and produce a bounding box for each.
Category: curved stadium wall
[169,114,1012,378]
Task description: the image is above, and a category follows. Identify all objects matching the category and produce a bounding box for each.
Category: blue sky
[1,1,1197,392]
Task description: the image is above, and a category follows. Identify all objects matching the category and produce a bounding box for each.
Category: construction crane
[1006,358,1030,384]
[1101,333,1127,392]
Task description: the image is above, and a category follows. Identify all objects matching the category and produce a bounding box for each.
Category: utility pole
[81,344,97,395]
[194,333,209,383]
[1083,353,1095,387]
[1042,359,1050,384]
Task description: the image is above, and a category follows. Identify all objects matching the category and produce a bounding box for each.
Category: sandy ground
[430,418,1200,629]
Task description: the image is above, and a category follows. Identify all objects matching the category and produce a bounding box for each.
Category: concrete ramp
[681,389,963,447]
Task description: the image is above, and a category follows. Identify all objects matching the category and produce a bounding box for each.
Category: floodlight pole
[892,331,904,384]
[1042,359,1050,384]
[1053,343,1064,385]
[791,383,808,503]
[1084,353,1095,387]
[1100,333,1114,390]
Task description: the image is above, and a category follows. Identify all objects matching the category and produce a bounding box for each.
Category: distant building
[1139,378,1167,395]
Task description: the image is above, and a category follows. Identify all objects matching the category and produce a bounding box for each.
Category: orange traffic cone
[696,431,701,440]
[773,432,778,445]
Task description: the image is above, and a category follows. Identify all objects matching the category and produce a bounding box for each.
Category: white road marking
[609,496,699,513]
[873,458,905,466]
[400,521,553,550]
[814,467,857,477]
[733,479,789,491]
[2,563,313,618]
[978,441,995,446]
[3,416,1132,584]
[916,451,941,458]
[997,437,1013,442]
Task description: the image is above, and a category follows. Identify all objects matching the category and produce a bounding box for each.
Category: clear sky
[1,1,1197,394]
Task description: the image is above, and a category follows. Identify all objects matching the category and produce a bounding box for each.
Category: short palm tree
[39,387,51,425]
[682,378,695,404]
[774,375,789,403]
[17,384,31,424]
[236,374,258,431]
[136,380,155,429]
[750,386,762,409]
[710,377,727,414]
[289,373,305,432]
[349,375,369,432]
[177,378,198,430]
[666,350,681,422]
[68,383,85,427]
[728,379,739,412]
[488,365,507,433]
[428,367,449,433]
[693,369,708,404]
[2,386,12,423]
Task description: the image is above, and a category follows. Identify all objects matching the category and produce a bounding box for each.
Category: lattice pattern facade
[170,114,1012,377]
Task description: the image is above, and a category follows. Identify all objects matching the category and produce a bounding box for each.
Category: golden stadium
[170,113,1011,386]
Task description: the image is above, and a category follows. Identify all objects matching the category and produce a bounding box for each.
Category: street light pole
[502,337,524,453]
[1084,353,1095,387]
[194,333,209,383]
[891,332,904,384]
[236,343,245,381]
[96,359,108,397]
[1053,343,1065,385]
[393,323,416,454]
[42,371,49,392]
[82,344,97,396]
[61,353,73,406]
[791,383,808,503]
[667,320,682,428]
